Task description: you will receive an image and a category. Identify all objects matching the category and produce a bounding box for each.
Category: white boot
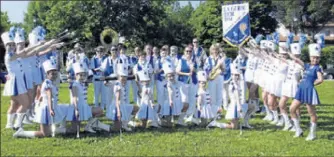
[6,113,16,129]
[292,118,303,138]
[263,106,272,121]
[306,122,316,141]
[270,110,279,124]
[13,113,25,129]
[13,128,35,138]
[177,112,187,126]
[84,118,97,133]
[282,113,292,131]
[276,116,284,126]
[95,120,110,132]
[121,121,132,132]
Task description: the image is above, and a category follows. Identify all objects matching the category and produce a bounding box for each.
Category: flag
[315,34,325,48]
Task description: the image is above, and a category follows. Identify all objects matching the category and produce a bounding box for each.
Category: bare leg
[290,99,303,137]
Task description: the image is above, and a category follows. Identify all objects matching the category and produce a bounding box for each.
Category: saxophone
[208,57,224,80]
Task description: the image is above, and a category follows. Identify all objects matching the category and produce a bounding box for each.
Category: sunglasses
[193,41,198,43]
[111,49,117,51]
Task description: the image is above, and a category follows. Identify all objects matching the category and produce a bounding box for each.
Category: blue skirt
[294,83,320,105]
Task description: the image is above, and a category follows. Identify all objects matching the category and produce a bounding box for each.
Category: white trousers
[208,75,224,113]
[93,80,107,109]
[222,82,229,109]
[179,82,198,115]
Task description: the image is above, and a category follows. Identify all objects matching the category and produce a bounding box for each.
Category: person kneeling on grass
[190,71,215,126]
[136,70,160,128]
[57,62,110,135]
[14,60,65,138]
[207,64,247,129]
[105,60,139,132]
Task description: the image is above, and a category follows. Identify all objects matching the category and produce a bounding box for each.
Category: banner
[222,2,251,47]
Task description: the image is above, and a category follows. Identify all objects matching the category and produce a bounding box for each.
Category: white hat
[163,62,175,74]
[266,41,276,51]
[230,63,241,75]
[137,70,150,81]
[14,28,25,44]
[290,43,301,55]
[73,62,87,74]
[117,61,128,76]
[1,32,15,46]
[308,43,321,57]
[260,40,267,49]
[28,33,39,46]
[278,42,288,54]
[197,71,207,82]
[43,60,57,73]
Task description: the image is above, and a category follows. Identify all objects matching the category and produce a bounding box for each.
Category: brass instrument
[208,58,224,80]
[100,27,119,49]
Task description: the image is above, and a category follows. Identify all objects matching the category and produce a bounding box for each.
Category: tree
[1,11,11,34]
[273,0,334,37]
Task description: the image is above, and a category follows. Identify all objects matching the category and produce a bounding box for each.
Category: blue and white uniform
[136,85,157,120]
[253,57,264,86]
[176,57,198,115]
[222,57,233,109]
[63,80,92,121]
[204,56,224,113]
[269,59,288,97]
[155,57,173,107]
[195,90,215,119]
[106,81,134,121]
[225,79,246,120]
[90,55,107,108]
[133,61,153,105]
[244,54,258,83]
[282,61,303,98]
[146,55,156,89]
[100,56,118,108]
[294,63,322,105]
[160,81,183,116]
[3,53,28,96]
[34,79,64,124]
[192,46,207,69]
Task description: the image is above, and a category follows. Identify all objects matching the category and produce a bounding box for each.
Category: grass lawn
[1,81,334,156]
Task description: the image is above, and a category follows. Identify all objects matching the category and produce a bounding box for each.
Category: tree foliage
[1,11,11,34]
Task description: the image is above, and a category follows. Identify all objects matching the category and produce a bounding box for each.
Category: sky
[1,1,201,23]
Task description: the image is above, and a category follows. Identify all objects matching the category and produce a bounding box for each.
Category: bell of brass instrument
[100,27,119,49]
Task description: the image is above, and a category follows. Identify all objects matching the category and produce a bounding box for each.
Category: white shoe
[13,128,24,137]
[289,126,296,132]
[306,133,316,141]
[128,121,136,128]
[294,128,303,138]
[191,118,201,125]
[184,115,193,123]
[276,118,284,126]
[283,122,293,131]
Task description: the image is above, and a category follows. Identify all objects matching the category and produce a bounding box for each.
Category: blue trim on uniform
[156,59,165,81]
[224,58,232,81]
[14,77,18,96]
[114,107,118,121]
[178,59,190,83]
[23,74,28,89]
[45,106,49,124]
[234,105,238,119]
[146,105,149,120]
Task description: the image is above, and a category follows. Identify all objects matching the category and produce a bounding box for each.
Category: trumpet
[208,59,224,80]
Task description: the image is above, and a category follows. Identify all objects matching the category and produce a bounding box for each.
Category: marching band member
[66,43,90,83]
[160,63,182,127]
[192,38,207,70]
[170,45,181,66]
[3,28,60,130]
[136,70,159,128]
[194,71,215,126]
[145,44,156,89]
[290,43,324,141]
[98,46,119,110]
[61,62,110,134]
[106,60,139,131]
[176,46,197,126]
[90,46,107,109]
[13,60,65,138]
[153,46,161,60]
[279,43,303,131]
[267,42,289,125]
[133,50,154,106]
[204,44,225,117]
[15,28,35,124]
[222,51,232,111]
[207,63,247,129]
[155,47,170,108]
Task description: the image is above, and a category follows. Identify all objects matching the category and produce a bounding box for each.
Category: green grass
[1,81,334,156]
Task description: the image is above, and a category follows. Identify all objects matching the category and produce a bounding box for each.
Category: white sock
[292,118,300,130]
[6,113,16,127]
[14,113,25,128]
[310,122,316,132]
[272,110,278,120]
[13,128,36,138]
[282,113,289,123]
